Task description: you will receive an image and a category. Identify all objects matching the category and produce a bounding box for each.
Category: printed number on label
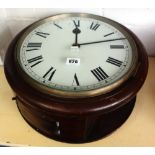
[66,58,80,65]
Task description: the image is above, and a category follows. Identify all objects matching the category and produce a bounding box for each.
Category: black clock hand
[72,27,81,47]
[76,38,126,47]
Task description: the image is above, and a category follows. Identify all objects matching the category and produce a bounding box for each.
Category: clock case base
[16,96,136,143]
[4,15,148,144]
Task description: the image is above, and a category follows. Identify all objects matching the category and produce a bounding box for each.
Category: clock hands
[71,20,126,47]
[72,37,126,47]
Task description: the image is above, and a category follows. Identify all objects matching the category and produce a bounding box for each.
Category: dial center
[70,46,79,50]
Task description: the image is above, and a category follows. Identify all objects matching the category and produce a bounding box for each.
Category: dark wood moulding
[4,21,148,143]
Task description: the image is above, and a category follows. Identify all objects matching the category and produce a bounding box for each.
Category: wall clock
[4,13,148,143]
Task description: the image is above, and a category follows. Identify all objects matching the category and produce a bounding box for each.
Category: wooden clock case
[4,17,148,143]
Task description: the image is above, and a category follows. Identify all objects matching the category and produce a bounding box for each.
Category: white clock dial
[16,14,137,97]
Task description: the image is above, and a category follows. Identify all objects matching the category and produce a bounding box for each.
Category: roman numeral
[73,73,80,86]
[54,23,63,29]
[104,32,114,37]
[110,45,124,49]
[73,20,80,27]
[35,32,50,38]
[27,55,43,68]
[106,57,123,67]
[27,42,42,48]
[26,42,42,51]
[90,22,100,31]
[43,66,56,81]
[91,67,109,82]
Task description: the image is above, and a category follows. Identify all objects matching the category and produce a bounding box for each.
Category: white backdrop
[0,8,155,65]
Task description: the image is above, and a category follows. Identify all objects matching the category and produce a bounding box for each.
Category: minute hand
[78,38,126,46]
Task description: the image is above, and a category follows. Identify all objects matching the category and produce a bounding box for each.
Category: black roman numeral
[27,55,43,68]
[27,42,42,48]
[110,45,124,49]
[73,20,80,27]
[104,32,114,37]
[54,23,63,29]
[91,67,109,81]
[90,22,100,31]
[106,57,123,67]
[73,73,80,86]
[43,66,56,81]
[35,32,50,38]
[26,42,42,51]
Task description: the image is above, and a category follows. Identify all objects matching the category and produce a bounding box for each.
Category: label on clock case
[66,58,80,65]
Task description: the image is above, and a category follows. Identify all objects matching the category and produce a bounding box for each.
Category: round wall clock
[4,13,148,143]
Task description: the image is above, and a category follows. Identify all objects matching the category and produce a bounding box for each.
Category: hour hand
[72,27,81,45]
[72,20,81,47]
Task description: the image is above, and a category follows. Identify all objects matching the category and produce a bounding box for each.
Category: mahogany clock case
[4,14,148,143]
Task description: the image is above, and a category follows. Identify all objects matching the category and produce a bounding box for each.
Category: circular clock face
[15,13,138,98]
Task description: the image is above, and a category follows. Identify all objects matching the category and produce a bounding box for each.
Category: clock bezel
[14,13,138,98]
